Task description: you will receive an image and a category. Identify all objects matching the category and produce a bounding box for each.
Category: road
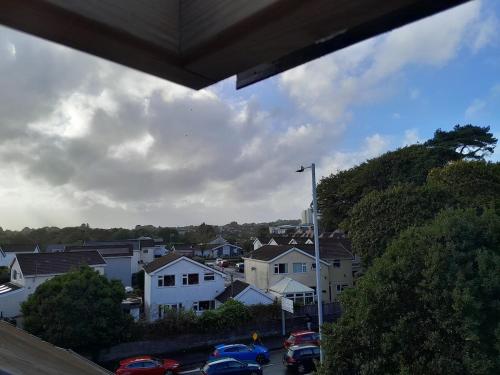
[178,349,313,375]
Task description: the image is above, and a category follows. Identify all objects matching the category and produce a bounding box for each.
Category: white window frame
[336,283,349,293]
[273,263,288,274]
[182,273,199,285]
[293,263,307,273]
[204,272,215,281]
[158,274,175,287]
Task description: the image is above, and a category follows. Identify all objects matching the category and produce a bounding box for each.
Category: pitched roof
[270,277,314,294]
[16,251,106,276]
[85,240,141,251]
[207,235,227,245]
[66,244,133,257]
[1,244,38,253]
[143,253,184,274]
[216,280,249,303]
[245,243,352,262]
[270,236,310,245]
[0,321,111,374]
[45,244,66,253]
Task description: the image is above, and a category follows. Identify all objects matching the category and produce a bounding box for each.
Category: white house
[0,251,106,318]
[215,280,275,307]
[0,244,40,268]
[143,253,226,322]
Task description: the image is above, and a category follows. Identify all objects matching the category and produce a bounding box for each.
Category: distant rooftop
[16,251,106,277]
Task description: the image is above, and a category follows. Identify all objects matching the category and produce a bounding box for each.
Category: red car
[115,356,180,375]
[284,331,320,349]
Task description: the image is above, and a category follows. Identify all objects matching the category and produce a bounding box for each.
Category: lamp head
[296,166,305,173]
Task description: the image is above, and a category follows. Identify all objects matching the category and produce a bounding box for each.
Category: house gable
[148,256,225,277]
[265,247,330,266]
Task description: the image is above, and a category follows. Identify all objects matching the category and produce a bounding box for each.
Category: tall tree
[426,124,497,159]
[319,208,500,375]
[22,266,132,355]
[427,160,500,208]
[343,184,452,267]
[317,144,459,230]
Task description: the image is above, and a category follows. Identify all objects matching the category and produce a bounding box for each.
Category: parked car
[235,262,244,272]
[201,358,262,375]
[215,258,229,267]
[115,356,180,375]
[210,344,270,364]
[283,330,320,349]
[283,345,320,373]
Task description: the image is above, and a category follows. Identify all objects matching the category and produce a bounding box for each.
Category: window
[204,272,215,281]
[333,259,341,268]
[13,270,17,280]
[336,283,349,292]
[126,362,143,369]
[293,263,307,273]
[273,263,288,274]
[285,292,315,305]
[193,300,215,311]
[311,263,316,269]
[157,274,175,287]
[182,273,199,285]
[143,249,148,253]
[158,303,182,318]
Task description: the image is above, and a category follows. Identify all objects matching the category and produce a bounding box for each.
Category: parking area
[178,349,314,375]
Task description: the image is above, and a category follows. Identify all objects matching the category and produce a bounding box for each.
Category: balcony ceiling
[0,0,469,89]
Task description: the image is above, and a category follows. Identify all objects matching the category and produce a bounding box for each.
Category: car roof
[216,344,246,349]
[289,344,319,350]
[291,330,316,336]
[206,358,238,365]
[120,356,153,365]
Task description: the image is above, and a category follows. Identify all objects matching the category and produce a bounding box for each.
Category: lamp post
[296,163,323,362]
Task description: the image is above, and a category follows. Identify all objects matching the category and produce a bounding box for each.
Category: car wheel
[256,354,266,364]
[297,364,306,374]
[165,371,174,375]
[250,372,259,375]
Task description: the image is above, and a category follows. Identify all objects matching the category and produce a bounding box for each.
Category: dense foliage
[317,125,497,230]
[319,209,500,375]
[21,266,132,354]
[344,184,453,267]
[134,301,281,340]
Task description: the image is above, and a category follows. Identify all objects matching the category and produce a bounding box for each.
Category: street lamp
[296,163,323,362]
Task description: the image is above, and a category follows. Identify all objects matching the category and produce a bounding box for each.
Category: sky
[0,0,499,230]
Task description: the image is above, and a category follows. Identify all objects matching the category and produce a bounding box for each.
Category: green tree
[22,266,131,355]
[319,209,500,375]
[427,160,500,208]
[317,144,459,230]
[426,124,497,159]
[344,184,452,267]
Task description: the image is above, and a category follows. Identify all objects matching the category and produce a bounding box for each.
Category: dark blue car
[210,344,270,364]
[201,358,262,375]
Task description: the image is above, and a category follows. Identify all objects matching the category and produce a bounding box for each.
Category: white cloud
[0,0,495,229]
[465,98,487,117]
[410,89,420,100]
[402,129,420,146]
[280,1,484,126]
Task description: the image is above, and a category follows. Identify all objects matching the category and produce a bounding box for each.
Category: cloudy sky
[1,0,499,230]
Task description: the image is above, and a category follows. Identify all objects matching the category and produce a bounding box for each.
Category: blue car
[210,344,270,364]
[201,358,262,375]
